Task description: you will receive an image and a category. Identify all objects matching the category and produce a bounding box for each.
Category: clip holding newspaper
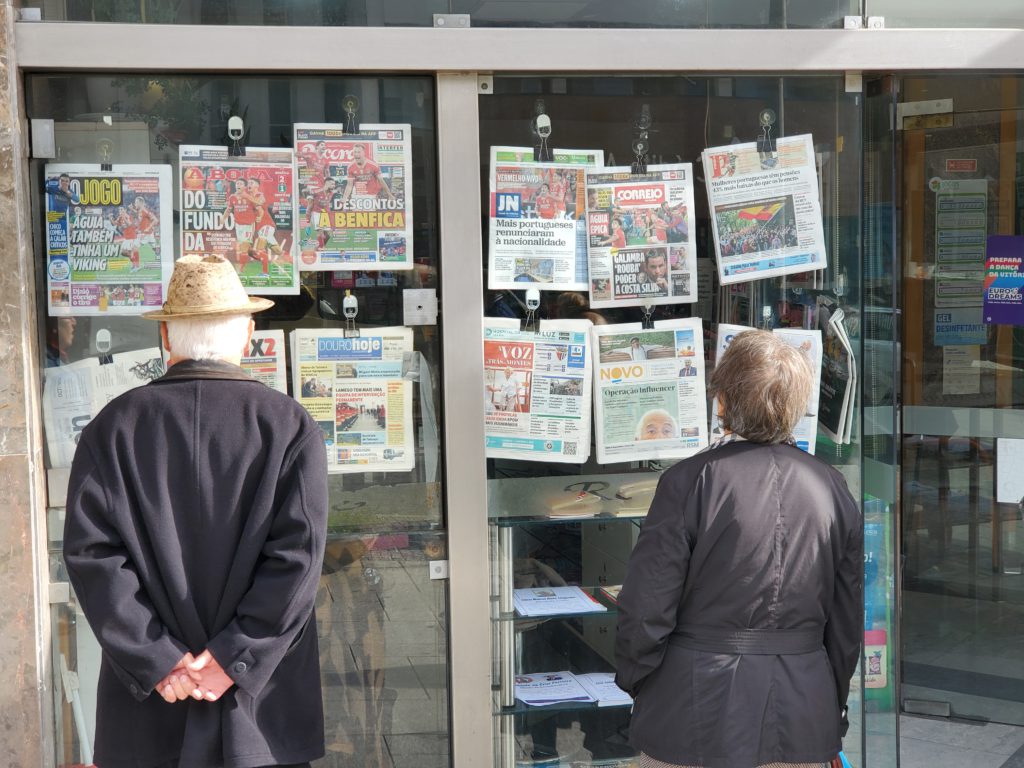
[711,324,823,454]
[487,146,605,292]
[45,164,174,316]
[483,318,593,463]
[585,164,698,309]
[294,124,413,272]
[592,319,708,464]
[179,145,299,295]
[703,134,827,285]
[291,327,415,473]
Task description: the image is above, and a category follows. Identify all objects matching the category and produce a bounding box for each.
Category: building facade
[1,1,1023,766]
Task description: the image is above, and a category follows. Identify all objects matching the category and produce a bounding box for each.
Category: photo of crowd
[714,196,798,257]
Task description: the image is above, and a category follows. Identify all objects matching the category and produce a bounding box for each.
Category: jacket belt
[668,625,824,655]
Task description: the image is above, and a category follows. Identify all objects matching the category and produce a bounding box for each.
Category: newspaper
[483,318,593,463]
[818,298,857,444]
[241,330,287,394]
[585,164,698,308]
[294,124,413,271]
[513,586,607,617]
[703,134,827,284]
[592,319,708,464]
[290,327,414,473]
[710,324,823,454]
[45,165,173,316]
[575,673,633,708]
[42,348,165,468]
[179,145,298,295]
[514,672,596,707]
[488,148,600,291]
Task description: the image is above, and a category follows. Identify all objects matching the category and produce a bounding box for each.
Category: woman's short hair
[709,329,813,444]
[165,314,251,361]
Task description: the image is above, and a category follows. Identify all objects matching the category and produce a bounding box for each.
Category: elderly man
[64,254,328,768]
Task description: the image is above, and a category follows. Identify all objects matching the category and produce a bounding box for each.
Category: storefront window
[27,73,451,768]
[865,1,1024,28]
[479,74,874,767]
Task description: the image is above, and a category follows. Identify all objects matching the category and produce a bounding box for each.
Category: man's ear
[243,318,255,355]
[160,322,171,353]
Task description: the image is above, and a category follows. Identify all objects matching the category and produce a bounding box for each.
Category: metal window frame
[16,19,1024,768]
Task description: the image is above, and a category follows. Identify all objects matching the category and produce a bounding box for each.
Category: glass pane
[866,0,1024,28]
[899,74,1024,726]
[480,75,865,768]
[28,73,451,768]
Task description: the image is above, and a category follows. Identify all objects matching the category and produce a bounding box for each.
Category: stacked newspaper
[513,586,607,617]
[817,297,857,444]
[514,671,631,708]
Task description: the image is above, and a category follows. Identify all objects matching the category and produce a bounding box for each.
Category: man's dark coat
[615,441,863,768]
[64,360,329,768]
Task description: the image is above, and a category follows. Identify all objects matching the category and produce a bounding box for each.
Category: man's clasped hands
[155,650,236,704]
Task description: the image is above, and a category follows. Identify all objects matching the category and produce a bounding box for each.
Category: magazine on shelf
[575,672,633,708]
[513,586,607,617]
[599,585,623,604]
[514,672,596,707]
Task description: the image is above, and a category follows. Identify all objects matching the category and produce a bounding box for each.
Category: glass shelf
[488,472,660,526]
[495,698,633,717]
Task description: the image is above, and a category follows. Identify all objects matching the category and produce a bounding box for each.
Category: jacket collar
[151,358,255,384]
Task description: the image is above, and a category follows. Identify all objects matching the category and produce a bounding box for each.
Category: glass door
[898,75,1024,726]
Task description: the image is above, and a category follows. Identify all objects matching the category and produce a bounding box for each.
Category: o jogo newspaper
[45,164,173,316]
[179,145,298,295]
[294,123,413,271]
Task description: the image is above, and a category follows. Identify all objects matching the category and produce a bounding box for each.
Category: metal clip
[640,298,655,329]
[523,288,540,332]
[342,289,360,337]
[756,108,777,170]
[98,138,113,171]
[227,115,246,157]
[533,99,552,162]
[631,104,652,175]
[343,95,360,135]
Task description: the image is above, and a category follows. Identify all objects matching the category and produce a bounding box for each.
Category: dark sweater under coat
[615,440,863,768]
[64,360,329,768]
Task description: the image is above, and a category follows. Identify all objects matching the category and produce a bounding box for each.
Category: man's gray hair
[166,314,251,361]
[709,329,813,444]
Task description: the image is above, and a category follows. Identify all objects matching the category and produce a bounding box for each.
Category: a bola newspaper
[488,147,602,292]
[294,124,413,271]
[592,319,708,464]
[45,165,173,316]
[179,145,298,295]
[290,327,414,473]
[240,330,287,394]
[585,164,698,309]
[483,318,593,463]
[703,134,827,285]
[42,348,165,468]
[710,324,823,454]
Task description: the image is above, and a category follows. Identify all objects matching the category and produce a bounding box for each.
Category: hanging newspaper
[290,327,414,473]
[703,134,827,285]
[294,124,413,272]
[42,348,166,468]
[179,145,298,295]
[585,164,698,308]
[710,324,823,454]
[483,318,593,463]
[488,149,596,291]
[592,319,707,464]
[490,147,604,289]
[241,330,287,394]
[818,297,857,444]
[45,165,173,316]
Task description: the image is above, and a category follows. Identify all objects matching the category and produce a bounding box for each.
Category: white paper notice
[403,289,438,326]
[942,345,981,395]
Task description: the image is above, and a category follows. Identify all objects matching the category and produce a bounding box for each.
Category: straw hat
[143,255,274,320]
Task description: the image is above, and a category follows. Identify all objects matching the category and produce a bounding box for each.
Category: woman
[615,330,862,768]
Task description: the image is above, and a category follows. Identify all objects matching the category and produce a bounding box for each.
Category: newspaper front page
[42,348,165,468]
[45,165,173,316]
[179,145,298,295]
[241,330,287,394]
[592,319,708,464]
[703,134,827,285]
[483,318,593,463]
[585,164,697,309]
[710,324,823,454]
[291,327,414,473]
[294,124,413,271]
[488,149,598,291]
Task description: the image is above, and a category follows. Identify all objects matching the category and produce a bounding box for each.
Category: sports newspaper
[483,318,593,463]
[179,145,298,295]
[42,348,166,468]
[585,164,697,309]
[45,165,173,316]
[290,327,414,473]
[488,148,601,291]
[241,330,287,394]
[294,124,413,271]
[710,324,823,454]
[592,319,708,464]
[703,134,827,285]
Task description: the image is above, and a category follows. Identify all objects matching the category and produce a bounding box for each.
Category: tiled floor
[900,715,1024,768]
